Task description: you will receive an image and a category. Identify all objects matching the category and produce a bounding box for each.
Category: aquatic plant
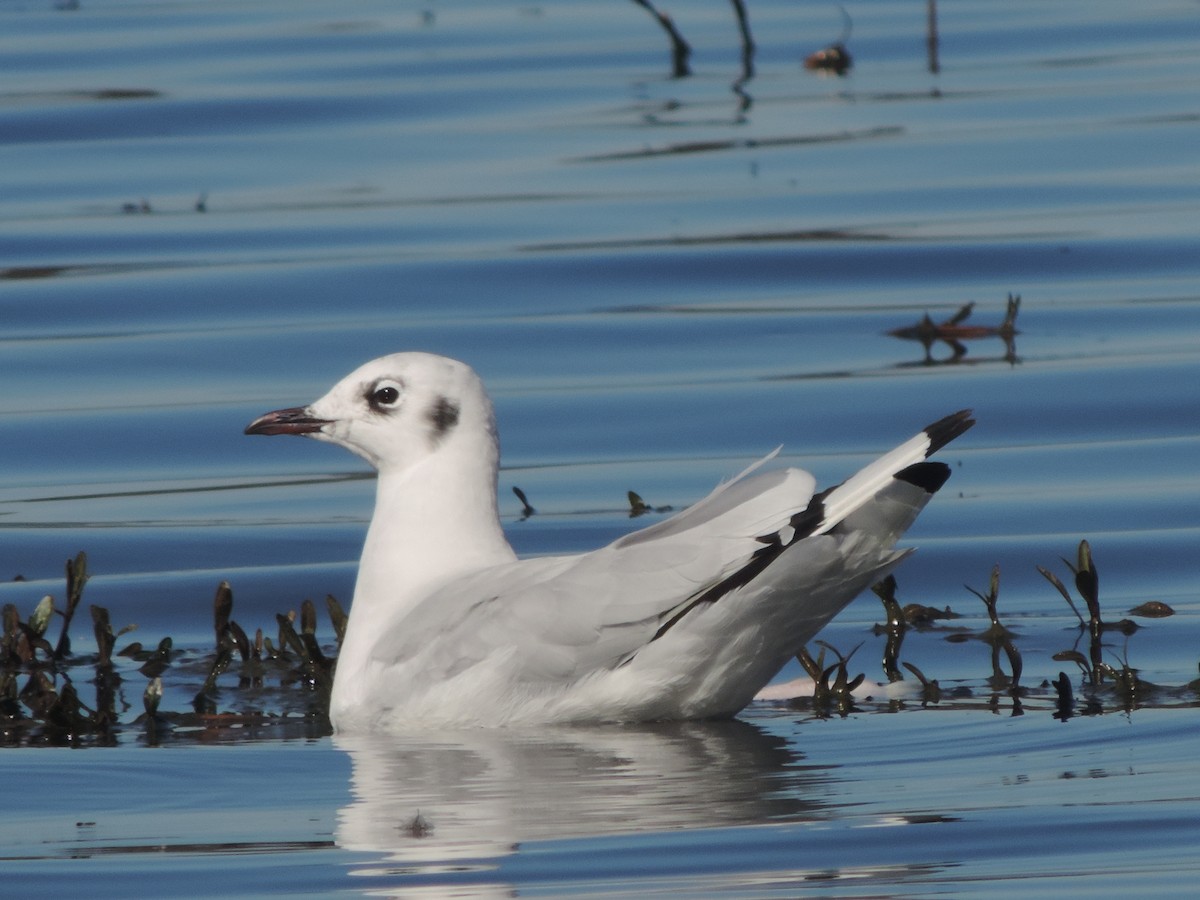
[961,564,1023,693]
[871,574,959,684]
[56,550,88,659]
[872,575,908,683]
[1041,540,1138,686]
[1041,540,1175,712]
[901,661,943,706]
[796,641,864,717]
[1,553,343,746]
[4,533,1196,745]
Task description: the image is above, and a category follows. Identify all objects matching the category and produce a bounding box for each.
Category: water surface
[3,0,1200,895]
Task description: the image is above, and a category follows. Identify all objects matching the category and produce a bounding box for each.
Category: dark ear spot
[427,396,460,441]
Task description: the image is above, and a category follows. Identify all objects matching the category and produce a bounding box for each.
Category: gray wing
[368,410,972,686]
[368,461,819,680]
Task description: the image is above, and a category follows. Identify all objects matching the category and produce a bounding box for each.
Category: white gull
[246,352,973,730]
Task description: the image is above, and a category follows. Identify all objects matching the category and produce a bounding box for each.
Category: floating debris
[1129,600,1175,618]
[628,491,673,518]
[903,603,959,626]
[804,43,852,75]
[889,294,1020,364]
[403,811,434,839]
[804,6,853,75]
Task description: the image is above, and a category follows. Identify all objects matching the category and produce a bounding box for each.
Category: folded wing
[369,411,973,705]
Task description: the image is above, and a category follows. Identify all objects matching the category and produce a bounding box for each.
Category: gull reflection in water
[336,719,831,869]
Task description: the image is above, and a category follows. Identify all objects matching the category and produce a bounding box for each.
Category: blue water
[3,0,1200,894]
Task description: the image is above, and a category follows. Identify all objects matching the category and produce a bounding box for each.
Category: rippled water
[3,0,1200,895]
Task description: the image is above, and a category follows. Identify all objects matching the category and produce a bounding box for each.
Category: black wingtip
[895,461,952,494]
[786,489,831,544]
[924,409,975,457]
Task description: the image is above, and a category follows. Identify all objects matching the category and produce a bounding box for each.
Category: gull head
[245,352,496,474]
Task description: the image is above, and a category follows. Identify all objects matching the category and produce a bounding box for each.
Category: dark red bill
[244,406,331,436]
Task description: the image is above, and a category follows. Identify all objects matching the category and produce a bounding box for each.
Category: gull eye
[368,379,403,411]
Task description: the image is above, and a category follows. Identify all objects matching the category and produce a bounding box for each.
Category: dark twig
[927,0,940,75]
[729,0,756,109]
[631,0,692,77]
[512,486,536,520]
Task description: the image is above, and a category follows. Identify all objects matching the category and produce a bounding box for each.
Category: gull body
[246,352,972,730]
